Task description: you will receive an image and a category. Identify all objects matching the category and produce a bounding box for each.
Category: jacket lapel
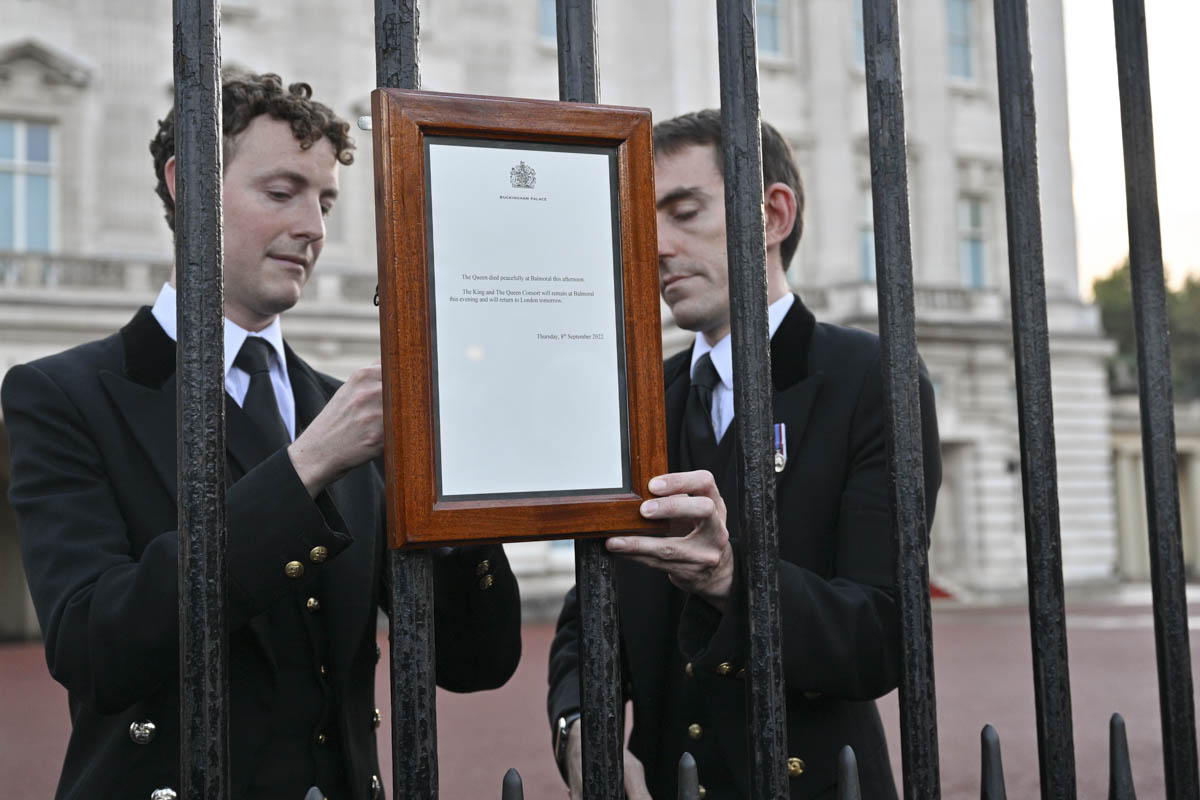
[224,397,278,479]
[100,370,180,503]
[767,296,823,481]
[99,308,180,503]
[705,296,827,532]
[662,352,691,472]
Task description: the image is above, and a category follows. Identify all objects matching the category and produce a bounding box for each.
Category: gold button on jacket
[284,560,304,579]
[479,574,494,590]
[306,597,321,612]
[374,708,383,729]
[309,545,328,563]
[475,559,490,576]
[685,662,694,677]
[687,723,703,740]
[717,662,733,676]
[787,757,805,778]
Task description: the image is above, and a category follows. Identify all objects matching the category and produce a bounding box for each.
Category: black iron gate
[169,0,1197,797]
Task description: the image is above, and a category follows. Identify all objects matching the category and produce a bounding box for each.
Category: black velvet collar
[120,306,177,389]
[664,293,818,390]
[769,293,816,391]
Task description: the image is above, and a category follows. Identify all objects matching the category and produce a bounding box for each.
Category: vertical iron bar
[1109,714,1136,800]
[501,768,525,800]
[677,753,700,800]
[992,2,1077,797]
[838,746,863,800]
[172,0,228,797]
[556,0,599,105]
[713,2,788,797]
[375,3,439,798]
[860,1,938,797]
[556,4,625,799]
[981,725,1008,800]
[1111,3,1200,798]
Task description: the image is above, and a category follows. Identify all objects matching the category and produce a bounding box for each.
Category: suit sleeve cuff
[678,545,747,677]
[226,448,353,624]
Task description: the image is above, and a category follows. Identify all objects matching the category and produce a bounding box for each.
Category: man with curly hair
[3,72,522,800]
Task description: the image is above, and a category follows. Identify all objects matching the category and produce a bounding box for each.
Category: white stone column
[1030,0,1081,300]
[804,0,857,286]
[1115,447,1150,580]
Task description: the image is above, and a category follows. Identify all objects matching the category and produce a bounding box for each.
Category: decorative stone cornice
[0,38,92,89]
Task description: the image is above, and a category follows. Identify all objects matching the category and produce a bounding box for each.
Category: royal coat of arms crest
[509,160,536,189]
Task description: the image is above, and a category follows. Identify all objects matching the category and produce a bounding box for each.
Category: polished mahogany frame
[371,88,667,547]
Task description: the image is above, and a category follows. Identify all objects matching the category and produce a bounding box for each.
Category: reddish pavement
[3,604,1200,798]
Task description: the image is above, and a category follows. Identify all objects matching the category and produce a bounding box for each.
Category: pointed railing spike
[838,745,863,800]
[1109,713,1137,799]
[677,752,700,800]
[500,767,524,800]
[980,724,1008,800]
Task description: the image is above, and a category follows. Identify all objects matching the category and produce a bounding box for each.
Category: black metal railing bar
[678,753,700,800]
[173,0,229,796]
[1112,1,1199,796]
[375,2,442,798]
[554,2,628,798]
[980,725,1007,800]
[837,746,863,800]
[1109,714,1136,799]
[713,1,789,797]
[859,1,939,797]
[992,1,1077,796]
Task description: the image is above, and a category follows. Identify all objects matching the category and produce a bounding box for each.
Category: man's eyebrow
[656,186,706,210]
[256,169,339,199]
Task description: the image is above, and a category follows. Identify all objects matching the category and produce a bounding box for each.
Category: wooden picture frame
[371,88,668,548]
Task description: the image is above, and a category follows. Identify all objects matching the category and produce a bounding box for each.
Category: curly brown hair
[149,72,356,232]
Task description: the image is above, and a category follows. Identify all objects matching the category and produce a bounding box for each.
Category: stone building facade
[0,0,1126,636]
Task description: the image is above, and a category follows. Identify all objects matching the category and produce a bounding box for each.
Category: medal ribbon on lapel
[774,422,788,473]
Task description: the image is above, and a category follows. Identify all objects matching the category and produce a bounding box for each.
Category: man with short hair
[547,110,941,799]
[3,72,521,800]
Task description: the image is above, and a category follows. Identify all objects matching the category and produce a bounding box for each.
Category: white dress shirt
[151,283,297,440]
[689,293,795,442]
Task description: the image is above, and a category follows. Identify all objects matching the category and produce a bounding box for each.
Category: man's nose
[292,198,326,243]
[657,220,677,260]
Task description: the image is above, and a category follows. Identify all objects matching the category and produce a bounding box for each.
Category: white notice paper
[427,140,627,497]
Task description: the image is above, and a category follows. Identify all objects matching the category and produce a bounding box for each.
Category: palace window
[859,187,876,282]
[0,118,55,252]
[947,0,976,80]
[852,0,865,67]
[538,0,556,43]
[958,196,987,288]
[758,0,784,56]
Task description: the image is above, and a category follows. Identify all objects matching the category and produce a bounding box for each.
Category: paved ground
[4,599,1200,798]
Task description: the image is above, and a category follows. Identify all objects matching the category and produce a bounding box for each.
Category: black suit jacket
[548,296,941,799]
[3,307,522,800]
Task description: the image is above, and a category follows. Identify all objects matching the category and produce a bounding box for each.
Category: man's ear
[764,181,798,250]
[164,156,177,202]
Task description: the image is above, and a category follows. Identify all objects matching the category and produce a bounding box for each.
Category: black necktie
[234,337,290,450]
[682,352,721,471]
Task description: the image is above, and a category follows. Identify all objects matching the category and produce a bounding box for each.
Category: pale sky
[1062,0,1199,298]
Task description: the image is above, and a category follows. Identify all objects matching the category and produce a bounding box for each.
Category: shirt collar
[689,292,795,389]
[150,282,288,378]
